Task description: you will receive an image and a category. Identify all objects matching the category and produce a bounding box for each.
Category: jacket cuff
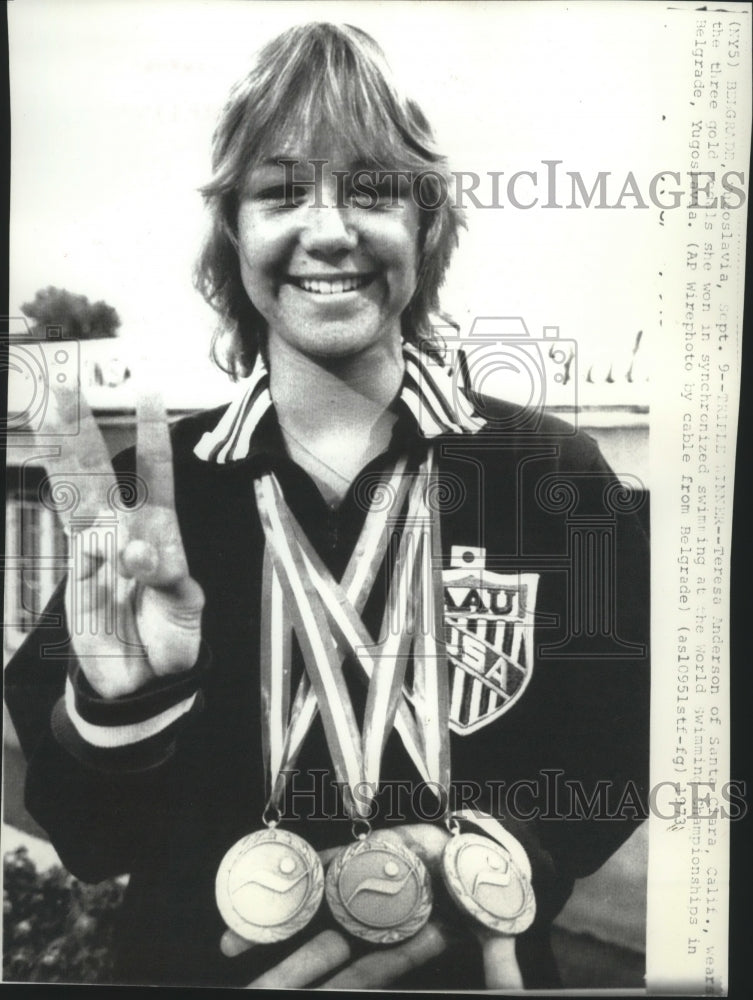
[51,643,211,773]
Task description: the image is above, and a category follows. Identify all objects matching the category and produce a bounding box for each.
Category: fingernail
[220,930,250,958]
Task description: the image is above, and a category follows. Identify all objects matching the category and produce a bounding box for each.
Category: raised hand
[219,824,524,989]
[38,380,204,699]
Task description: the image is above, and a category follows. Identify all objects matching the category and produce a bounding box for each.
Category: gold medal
[325,836,433,944]
[215,828,324,943]
[441,832,535,935]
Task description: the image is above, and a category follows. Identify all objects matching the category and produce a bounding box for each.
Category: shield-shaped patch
[443,547,539,735]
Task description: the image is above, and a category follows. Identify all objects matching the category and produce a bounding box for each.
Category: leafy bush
[3,846,125,983]
[21,286,121,341]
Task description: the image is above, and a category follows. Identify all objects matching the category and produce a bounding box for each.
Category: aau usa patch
[444,546,539,735]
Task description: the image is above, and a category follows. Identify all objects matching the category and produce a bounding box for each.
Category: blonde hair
[194,22,463,378]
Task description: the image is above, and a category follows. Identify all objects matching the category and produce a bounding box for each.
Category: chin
[301,338,377,363]
[291,324,396,362]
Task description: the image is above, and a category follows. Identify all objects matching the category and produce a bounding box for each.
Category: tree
[21,287,121,340]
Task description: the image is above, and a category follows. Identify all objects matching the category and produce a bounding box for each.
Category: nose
[298,204,358,256]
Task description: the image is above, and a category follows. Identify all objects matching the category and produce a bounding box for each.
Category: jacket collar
[193,342,485,465]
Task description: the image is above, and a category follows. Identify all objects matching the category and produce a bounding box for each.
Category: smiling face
[236,138,420,364]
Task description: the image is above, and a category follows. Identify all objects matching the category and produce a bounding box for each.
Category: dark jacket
[5,398,650,989]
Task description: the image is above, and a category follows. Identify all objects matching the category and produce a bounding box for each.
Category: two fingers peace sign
[37,381,204,698]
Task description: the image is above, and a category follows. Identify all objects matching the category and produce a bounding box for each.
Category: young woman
[6,23,649,990]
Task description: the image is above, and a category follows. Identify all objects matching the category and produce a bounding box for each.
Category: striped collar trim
[193,342,486,464]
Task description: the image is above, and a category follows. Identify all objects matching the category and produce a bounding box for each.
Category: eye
[373,177,399,200]
[253,184,310,208]
[347,172,411,210]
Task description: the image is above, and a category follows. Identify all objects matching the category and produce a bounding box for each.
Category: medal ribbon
[258,457,416,815]
[259,543,294,786]
[411,459,452,799]
[269,465,431,801]
[256,449,452,821]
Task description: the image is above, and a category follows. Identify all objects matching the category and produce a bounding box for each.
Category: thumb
[220,928,255,959]
[133,574,205,674]
[142,573,206,621]
[480,933,523,989]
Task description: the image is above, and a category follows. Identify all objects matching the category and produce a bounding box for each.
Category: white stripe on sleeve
[64,678,198,748]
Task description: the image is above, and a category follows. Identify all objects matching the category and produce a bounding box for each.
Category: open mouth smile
[287,274,375,295]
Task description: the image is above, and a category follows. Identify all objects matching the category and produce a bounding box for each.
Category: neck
[268,335,404,440]
[268,335,405,505]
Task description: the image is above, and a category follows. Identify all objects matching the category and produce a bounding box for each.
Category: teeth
[296,275,369,294]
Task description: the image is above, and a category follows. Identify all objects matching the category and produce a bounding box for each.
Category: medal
[216,827,324,943]
[317,454,444,942]
[216,458,418,942]
[214,545,322,944]
[255,456,439,943]
[325,836,432,944]
[236,446,536,953]
[441,831,535,936]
